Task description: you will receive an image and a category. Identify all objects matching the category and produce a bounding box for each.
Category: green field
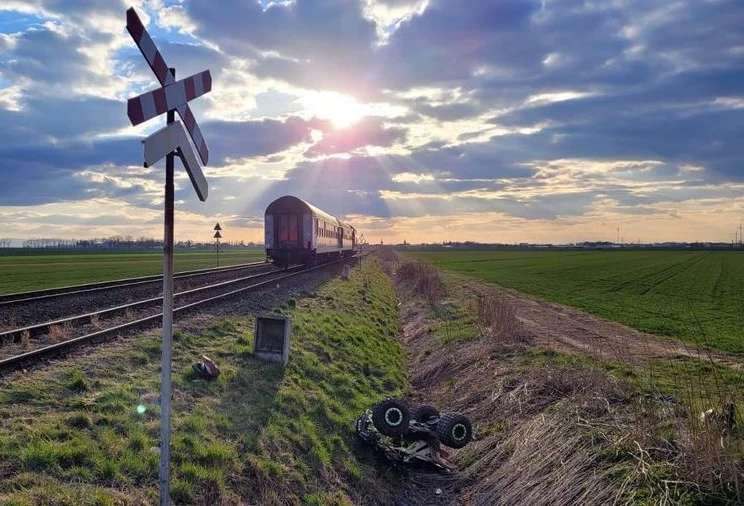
[0,250,266,295]
[403,249,744,354]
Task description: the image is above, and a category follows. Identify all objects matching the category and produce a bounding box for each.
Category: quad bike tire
[410,404,440,423]
[372,398,411,437]
[437,412,473,449]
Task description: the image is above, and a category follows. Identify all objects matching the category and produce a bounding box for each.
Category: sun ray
[297,90,366,128]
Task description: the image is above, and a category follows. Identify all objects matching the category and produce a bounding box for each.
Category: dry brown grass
[473,293,534,345]
[396,261,445,303]
[462,415,620,506]
[404,335,633,505]
[47,322,72,343]
[7,312,18,329]
[20,329,30,349]
[376,246,398,264]
[89,313,101,329]
[676,408,743,497]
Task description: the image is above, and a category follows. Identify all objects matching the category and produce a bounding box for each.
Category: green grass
[414,271,744,505]
[0,257,406,504]
[0,250,266,294]
[404,250,744,354]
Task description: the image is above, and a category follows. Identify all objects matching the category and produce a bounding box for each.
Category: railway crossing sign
[125,6,212,504]
[143,120,208,201]
[126,7,210,165]
[128,70,211,128]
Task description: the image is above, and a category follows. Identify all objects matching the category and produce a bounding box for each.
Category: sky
[0,0,743,246]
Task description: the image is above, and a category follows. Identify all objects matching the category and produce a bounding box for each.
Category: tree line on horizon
[0,236,264,250]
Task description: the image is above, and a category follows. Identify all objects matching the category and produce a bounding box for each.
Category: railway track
[0,256,358,375]
[0,261,268,305]
[0,261,275,329]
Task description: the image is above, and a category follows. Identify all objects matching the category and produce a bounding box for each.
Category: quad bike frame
[355,398,473,470]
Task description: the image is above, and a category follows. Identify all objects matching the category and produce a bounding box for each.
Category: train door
[337,226,343,249]
[303,214,313,250]
[276,214,300,247]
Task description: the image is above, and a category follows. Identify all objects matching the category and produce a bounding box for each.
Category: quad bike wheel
[437,413,473,449]
[372,398,411,437]
[410,404,440,424]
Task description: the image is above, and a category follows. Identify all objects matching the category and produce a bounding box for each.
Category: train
[264,195,356,268]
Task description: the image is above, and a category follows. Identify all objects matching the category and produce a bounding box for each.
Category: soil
[454,274,744,370]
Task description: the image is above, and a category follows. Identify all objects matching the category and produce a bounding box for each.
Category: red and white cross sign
[126,7,210,165]
[128,70,211,127]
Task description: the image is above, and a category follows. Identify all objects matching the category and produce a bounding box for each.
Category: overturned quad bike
[356,398,473,470]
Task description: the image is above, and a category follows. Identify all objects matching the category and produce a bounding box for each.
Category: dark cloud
[204,115,324,162]
[34,0,125,17]
[412,100,481,121]
[0,27,92,86]
[494,99,744,180]
[408,141,537,180]
[186,0,377,94]
[0,95,128,151]
[0,135,143,205]
[376,0,541,89]
[120,38,231,87]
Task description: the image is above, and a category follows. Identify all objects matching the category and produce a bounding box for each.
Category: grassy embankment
[405,250,744,354]
[0,250,266,295]
[0,257,407,505]
[387,251,743,505]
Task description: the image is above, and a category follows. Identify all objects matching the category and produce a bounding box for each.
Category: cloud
[1,26,98,90]
[1,0,744,244]
[185,0,377,94]
[204,115,328,162]
[304,117,407,156]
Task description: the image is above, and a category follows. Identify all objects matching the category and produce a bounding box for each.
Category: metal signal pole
[127,10,211,502]
[159,67,176,506]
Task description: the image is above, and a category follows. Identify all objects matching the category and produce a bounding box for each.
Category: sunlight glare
[310,129,324,142]
[299,91,366,128]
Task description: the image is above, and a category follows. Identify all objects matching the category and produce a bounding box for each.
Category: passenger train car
[264,195,356,268]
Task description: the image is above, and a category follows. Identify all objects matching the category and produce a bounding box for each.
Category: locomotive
[264,195,356,268]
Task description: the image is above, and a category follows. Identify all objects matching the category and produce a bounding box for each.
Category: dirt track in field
[458,275,744,370]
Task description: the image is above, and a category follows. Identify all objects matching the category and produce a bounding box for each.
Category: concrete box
[254,315,291,366]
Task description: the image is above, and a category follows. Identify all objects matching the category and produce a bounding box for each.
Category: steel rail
[0,261,268,307]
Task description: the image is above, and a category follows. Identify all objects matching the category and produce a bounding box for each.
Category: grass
[388,252,744,505]
[0,257,407,505]
[403,250,744,354]
[0,250,266,295]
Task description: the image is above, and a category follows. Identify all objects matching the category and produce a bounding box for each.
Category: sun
[300,90,366,128]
